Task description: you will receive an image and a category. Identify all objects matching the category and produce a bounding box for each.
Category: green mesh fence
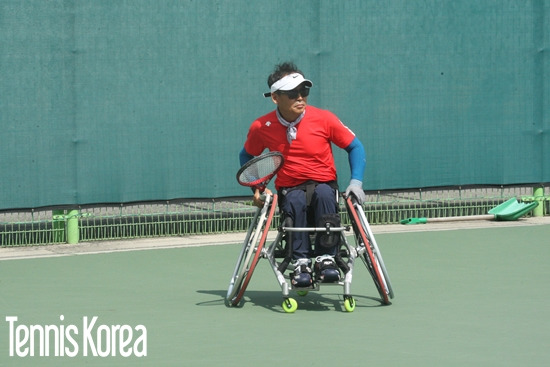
[356,186,548,224]
[1,185,548,247]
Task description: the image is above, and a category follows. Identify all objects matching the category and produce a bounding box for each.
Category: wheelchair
[226,193,394,313]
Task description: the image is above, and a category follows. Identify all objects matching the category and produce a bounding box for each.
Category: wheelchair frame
[226,193,394,312]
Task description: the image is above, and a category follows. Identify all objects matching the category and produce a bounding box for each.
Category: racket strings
[238,155,283,185]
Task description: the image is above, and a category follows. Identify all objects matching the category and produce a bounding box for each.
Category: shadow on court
[196,289,387,313]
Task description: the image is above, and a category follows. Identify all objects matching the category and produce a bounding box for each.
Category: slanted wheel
[282,298,298,313]
[344,296,356,312]
[353,200,394,300]
[296,290,308,297]
[345,197,392,305]
[361,224,394,300]
[226,194,278,307]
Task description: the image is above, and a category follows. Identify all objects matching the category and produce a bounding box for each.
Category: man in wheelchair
[239,61,366,288]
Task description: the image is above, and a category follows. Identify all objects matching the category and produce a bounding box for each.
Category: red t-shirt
[243,106,356,189]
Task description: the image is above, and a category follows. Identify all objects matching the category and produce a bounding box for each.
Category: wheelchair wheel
[282,298,298,313]
[345,196,392,305]
[344,296,356,312]
[226,194,278,307]
[354,202,394,300]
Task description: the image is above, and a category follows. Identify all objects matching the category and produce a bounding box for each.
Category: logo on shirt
[265,121,271,127]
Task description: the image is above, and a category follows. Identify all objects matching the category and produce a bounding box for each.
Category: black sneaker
[291,259,313,287]
[314,255,341,283]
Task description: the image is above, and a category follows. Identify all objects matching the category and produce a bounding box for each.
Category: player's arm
[239,147,254,166]
[344,137,366,203]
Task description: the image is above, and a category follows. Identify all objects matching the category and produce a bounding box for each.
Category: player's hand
[253,188,272,208]
[345,179,365,204]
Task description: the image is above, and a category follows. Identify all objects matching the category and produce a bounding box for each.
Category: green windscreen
[1,1,548,210]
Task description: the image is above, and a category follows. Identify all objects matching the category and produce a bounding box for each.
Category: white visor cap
[263,73,313,97]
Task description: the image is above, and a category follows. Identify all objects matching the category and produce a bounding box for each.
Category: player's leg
[279,189,312,287]
[311,184,341,282]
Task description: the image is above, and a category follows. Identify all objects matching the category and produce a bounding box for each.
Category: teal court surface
[1,218,549,366]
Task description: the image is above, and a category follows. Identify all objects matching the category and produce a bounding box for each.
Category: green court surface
[1,224,549,366]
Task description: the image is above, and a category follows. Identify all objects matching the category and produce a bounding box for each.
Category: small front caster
[344,296,356,312]
[282,298,298,313]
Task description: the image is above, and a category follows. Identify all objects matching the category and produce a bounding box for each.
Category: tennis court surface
[1,218,549,366]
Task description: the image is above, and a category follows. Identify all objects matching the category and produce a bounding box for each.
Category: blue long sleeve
[345,137,366,181]
[239,147,254,166]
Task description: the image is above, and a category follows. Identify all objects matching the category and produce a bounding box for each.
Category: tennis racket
[236,151,284,192]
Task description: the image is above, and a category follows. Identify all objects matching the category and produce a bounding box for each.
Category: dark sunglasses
[278,87,310,99]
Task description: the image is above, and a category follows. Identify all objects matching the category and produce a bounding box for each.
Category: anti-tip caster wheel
[282,298,298,313]
[344,296,356,312]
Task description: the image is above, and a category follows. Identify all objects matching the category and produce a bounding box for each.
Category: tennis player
[239,62,366,287]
